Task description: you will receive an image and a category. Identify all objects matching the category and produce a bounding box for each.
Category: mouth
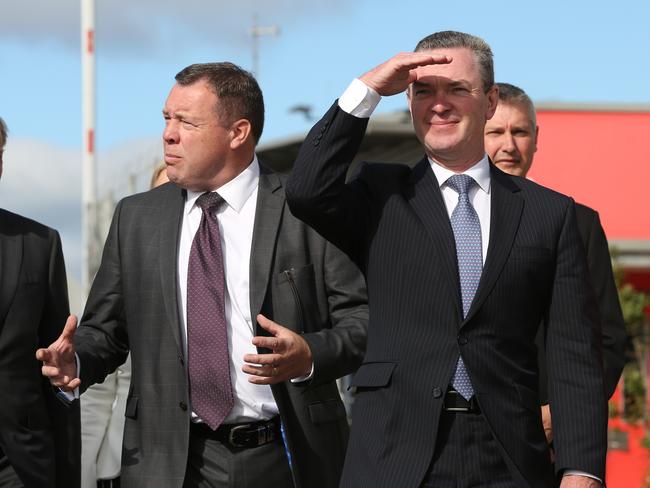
[164,154,181,163]
[495,158,519,165]
[428,119,459,126]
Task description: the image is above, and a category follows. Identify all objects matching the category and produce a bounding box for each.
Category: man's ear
[229,119,253,149]
[534,125,539,153]
[485,84,499,120]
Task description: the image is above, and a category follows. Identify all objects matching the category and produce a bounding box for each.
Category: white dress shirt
[178,157,278,423]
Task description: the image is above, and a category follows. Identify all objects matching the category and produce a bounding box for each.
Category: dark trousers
[183,430,294,488]
[421,410,521,488]
[97,479,120,488]
[0,448,22,488]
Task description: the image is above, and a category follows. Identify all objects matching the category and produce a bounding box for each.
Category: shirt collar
[186,156,260,214]
[428,154,491,194]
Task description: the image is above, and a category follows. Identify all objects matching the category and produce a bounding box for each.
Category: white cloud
[0,135,162,287]
[0,0,343,54]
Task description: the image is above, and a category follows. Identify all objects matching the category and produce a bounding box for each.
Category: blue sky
[0,0,648,296]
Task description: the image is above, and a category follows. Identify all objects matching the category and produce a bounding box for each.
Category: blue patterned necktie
[187,192,234,429]
[447,174,483,400]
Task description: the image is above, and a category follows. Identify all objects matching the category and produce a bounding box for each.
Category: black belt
[190,416,282,448]
[443,388,481,413]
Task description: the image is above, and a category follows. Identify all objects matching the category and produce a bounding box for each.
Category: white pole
[248,13,279,77]
[81,0,96,301]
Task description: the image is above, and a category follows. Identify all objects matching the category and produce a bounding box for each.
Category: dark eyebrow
[411,81,432,91]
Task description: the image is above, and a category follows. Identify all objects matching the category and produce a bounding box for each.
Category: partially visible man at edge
[484,81,626,448]
[0,116,80,487]
[37,62,367,488]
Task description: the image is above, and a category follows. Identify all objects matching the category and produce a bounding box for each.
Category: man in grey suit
[0,116,80,487]
[37,63,367,488]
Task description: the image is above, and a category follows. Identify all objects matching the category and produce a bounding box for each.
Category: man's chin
[495,161,525,177]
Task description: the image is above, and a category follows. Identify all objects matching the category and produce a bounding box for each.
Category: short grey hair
[496,82,537,127]
[415,31,494,92]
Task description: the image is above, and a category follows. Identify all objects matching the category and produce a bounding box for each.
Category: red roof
[528,110,650,240]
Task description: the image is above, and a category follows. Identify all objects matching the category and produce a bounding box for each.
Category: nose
[501,132,516,152]
[163,120,179,144]
[430,91,451,115]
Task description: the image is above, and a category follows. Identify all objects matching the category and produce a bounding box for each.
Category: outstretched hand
[36,315,80,391]
[243,314,313,384]
[359,52,452,96]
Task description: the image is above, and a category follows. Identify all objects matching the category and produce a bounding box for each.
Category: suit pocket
[125,395,138,419]
[308,398,347,424]
[275,264,318,332]
[351,362,396,389]
[514,384,540,413]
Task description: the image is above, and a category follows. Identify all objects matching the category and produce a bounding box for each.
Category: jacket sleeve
[74,200,129,392]
[286,101,373,262]
[582,209,627,398]
[544,201,608,479]
[301,239,368,386]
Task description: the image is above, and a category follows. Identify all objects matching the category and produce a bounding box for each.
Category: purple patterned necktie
[447,174,482,400]
[187,192,234,430]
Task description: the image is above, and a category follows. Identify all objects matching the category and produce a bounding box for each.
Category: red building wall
[528,110,650,241]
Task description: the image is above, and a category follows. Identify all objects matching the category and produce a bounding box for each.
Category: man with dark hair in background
[484,81,626,448]
[38,63,367,488]
[287,31,607,487]
[0,116,80,487]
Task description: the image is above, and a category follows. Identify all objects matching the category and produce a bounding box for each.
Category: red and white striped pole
[81,0,96,300]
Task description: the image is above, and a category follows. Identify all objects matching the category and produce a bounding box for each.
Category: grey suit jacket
[286,103,608,488]
[0,209,80,488]
[74,166,368,488]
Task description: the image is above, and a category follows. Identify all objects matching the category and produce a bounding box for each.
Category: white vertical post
[81,0,96,300]
[248,14,279,77]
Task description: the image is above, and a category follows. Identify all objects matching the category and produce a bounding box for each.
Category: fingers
[242,362,283,385]
[243,352,283,366]
[35,347,51,362]
[256,314,284,336]
[394,52,452,70]
[251,335,283,350]
[60,315,78,341]
[360,52,453,96]
[41,363,81,391]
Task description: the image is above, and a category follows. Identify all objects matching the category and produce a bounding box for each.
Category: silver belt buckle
[228,424,251,448]
[444,390,472,412]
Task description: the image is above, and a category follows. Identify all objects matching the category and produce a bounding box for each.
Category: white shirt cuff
[290,362,314,383]
[337,78,381,118]
[58,352,81,401]
[563,470,602,484]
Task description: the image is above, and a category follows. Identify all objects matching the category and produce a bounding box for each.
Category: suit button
[179,401,188,411]
[432,387,442,398]
[458,335,468,345]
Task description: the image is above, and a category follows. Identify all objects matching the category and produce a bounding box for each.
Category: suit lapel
[158,186,186,354]
[406,158,462,315]
[0,219,22,328]
[249,166,285,333]
[464,164,523,324]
